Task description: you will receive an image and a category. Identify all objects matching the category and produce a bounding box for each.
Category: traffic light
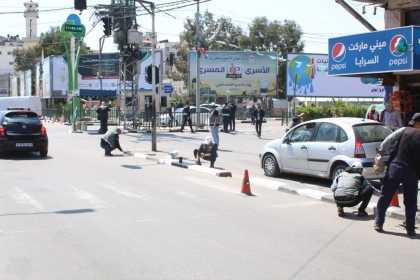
[168,53,175,67]
[101,17,112,36]
[145,65,159,84]
[74,0,87,11]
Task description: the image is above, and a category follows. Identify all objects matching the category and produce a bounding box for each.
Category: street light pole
[293,73,297,116]
[195,0,201,128]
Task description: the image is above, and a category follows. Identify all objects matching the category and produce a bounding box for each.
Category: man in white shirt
[380,102,403,130]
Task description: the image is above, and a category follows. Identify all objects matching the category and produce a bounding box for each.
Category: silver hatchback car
[259,118,393,180]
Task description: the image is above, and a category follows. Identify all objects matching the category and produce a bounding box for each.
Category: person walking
[208,102,220,147]
[379,101,403,130]
[100,127,124,156]
[194,136,218,168]
[180,101,195,133]
[178,100,184,109]
[286,113,306,132]
[249,104,256,125]
[229,100,237,131]
[167,103,175,126]
[96,101,112,134]
[253,103,265,138]
[373,113,420,236]
[221,102,231,133]
[366,105,380,121]
[331,161,374,217]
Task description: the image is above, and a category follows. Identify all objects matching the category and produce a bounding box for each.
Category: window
[406,9,420,25]
[9,62,14,65]
[0,51,2,55]
[338,127,348,142]
[288,123,316,143]
[165,47,169,52]
[315,123,338,142]
[353,124,392,143]
[7,52,12,55]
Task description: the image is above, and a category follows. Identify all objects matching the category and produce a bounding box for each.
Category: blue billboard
[328,26,420,76]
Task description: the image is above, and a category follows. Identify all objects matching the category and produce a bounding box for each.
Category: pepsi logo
[390,35,406,57]
[331,43,346,63]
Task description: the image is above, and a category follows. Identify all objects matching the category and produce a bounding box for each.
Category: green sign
[64,24,83,33]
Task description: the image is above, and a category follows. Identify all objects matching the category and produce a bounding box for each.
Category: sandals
[337,206,345,217]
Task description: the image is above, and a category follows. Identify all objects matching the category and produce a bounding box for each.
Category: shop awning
[79,89,117,98]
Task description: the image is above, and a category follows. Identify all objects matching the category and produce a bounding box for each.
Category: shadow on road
[0,151,52,161]
[0,208,95,217]
[121,165,142,170]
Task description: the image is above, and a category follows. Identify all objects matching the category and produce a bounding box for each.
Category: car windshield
[175,108,184,113]
[4,111,39,124]
[353,124,393,143]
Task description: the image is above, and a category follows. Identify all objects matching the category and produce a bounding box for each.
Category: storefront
[328,26,420,125]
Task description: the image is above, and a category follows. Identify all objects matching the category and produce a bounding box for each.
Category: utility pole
[195,0,201,128]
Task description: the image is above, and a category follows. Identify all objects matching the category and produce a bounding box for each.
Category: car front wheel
[332,164,348,180]
[263,154,280,177]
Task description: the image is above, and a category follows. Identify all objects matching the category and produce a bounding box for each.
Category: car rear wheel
[263,154,280,177]
[40,150,48,158]
[332,164,348,179]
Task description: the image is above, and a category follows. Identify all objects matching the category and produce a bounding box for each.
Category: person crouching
[331,161,374,217]
[100,128,124,156]
[194,136,218,168]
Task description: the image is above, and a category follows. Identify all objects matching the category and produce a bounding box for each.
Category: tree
[169,12,304,100]
[239,18,304,96]
[13,26,90,96]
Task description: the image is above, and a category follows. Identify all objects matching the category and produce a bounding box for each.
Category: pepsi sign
[328,26,420,76]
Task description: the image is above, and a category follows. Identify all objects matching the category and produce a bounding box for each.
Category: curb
[249,177,418,222]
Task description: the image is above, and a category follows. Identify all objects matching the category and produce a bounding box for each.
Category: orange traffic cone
[390,190,400,207]
[241,169,252,195]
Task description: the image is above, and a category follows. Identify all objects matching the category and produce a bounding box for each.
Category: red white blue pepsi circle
[331,43,346,63]
[390,35,406,57]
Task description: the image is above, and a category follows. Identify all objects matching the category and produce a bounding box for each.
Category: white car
[259,117,393,180]
[160,106,211,127]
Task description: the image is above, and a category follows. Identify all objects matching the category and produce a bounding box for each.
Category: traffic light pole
[195,0,201,128]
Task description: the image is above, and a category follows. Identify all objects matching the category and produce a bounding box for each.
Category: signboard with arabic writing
[188,51,278,97]
[287,53,384,98]
[328,26,420,76]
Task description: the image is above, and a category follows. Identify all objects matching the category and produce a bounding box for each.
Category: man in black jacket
[97,101,112,134]
[374,113,420,236]
[253,103,265,138]
[194,136,218,168]
[229,100,237,131]
[180,101,195,133]
[286,113,306,132]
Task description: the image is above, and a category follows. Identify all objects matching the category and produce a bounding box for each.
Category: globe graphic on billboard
[288,55,316,95]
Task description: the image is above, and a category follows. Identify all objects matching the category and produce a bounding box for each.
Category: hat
[409,113,420,125]
[210,102,217,107]
[351,161,363,169]
[204,136,213,144]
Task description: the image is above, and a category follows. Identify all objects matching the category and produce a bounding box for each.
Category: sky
[0,0,385,54]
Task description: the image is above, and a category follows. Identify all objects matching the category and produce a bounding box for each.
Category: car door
[308,122,339,172]
[280,122,316,170]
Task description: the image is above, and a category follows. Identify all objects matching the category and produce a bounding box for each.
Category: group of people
[366,101,403,130]
[330,112,420,236]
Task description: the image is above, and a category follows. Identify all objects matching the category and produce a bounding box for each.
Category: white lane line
[183,177,256,195]
[176,191,207,202]
[268,201,323,209]
[10,187,45,212]
[250,178,288,190]
[71,187,107,209]
[98,182,146,200]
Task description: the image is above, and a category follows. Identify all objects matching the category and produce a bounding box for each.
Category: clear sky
[0,0,385,54]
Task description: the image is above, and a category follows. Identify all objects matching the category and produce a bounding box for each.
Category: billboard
[42,57,51,98]
[188,51,278,97]
[328,26,420,76]
[19,72,25,96]
[10,76,18,97]
[287,53,384,98]
[24,69,32,96]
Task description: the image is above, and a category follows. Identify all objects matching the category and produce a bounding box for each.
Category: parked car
[0,109,48,157]
[259,117,393,180]
[160,106,211,127]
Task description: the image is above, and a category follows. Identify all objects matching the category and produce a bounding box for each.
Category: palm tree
[331,98,346,117]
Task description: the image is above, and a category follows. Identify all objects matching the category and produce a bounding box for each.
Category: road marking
[296,189,330,200]
[250,178,288,190]
[183,177,240,194]
[268,201,323,209]
[98,182,146,200]
[176,191,207,201]
[10,187,45,212]
[71,187,107,208]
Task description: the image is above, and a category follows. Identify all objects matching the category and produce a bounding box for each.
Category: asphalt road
[0,123,419,279]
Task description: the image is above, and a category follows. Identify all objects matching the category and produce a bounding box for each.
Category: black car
[0,110,48,157]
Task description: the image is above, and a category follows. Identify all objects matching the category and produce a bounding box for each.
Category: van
[0,97,43,116]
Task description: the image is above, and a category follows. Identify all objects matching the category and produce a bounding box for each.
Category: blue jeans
[210,125,219,147]
[375,162,418,231]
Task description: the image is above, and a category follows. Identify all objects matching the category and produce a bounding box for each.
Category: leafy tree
[169,12,304,100]
[13,26,90,96]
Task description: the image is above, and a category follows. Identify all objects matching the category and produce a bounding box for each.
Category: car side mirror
[284,136,290,144]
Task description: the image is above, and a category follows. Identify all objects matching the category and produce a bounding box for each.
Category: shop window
[406,9,420,25]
